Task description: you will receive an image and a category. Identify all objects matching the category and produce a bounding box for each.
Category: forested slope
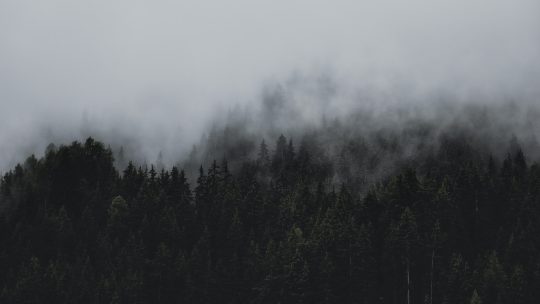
[1,133,540,303]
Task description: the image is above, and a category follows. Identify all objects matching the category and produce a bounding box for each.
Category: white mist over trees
[1,0,540,170]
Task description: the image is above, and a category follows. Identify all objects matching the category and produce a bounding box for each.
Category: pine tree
[470,289,482,304]
[108,196,129,240]
[258,139,271,170]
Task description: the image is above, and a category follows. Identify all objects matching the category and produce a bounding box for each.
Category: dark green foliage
[0,134,539,303]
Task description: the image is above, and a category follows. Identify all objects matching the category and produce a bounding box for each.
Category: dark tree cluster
[1,135,540,304]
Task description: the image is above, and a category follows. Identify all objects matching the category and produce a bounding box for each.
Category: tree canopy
[0,135,539,303]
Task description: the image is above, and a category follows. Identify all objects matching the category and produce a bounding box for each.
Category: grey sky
[1,0,539,170]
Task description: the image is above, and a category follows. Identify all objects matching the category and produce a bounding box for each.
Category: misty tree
[0,134,539,303]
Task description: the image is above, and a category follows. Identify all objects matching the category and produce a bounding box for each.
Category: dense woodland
[1,132,540,303]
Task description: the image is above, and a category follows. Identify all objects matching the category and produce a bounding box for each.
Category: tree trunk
[430,248,435,304]
[407,258,410,304]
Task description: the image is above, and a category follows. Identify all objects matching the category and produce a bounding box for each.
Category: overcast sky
[1,0,540,170]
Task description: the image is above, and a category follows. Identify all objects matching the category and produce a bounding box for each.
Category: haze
[1,0,539,170]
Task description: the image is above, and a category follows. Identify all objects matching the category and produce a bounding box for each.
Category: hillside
[1,131,539,303]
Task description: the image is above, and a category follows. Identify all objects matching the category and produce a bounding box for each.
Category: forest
[1,129,539,304]
[2,0,539,302]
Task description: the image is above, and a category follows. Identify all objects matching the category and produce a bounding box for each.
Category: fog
[1,0,540,171]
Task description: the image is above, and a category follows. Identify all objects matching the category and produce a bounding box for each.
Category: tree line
[1,135,539,303]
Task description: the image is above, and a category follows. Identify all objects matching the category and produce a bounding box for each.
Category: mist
[1,0,540,171]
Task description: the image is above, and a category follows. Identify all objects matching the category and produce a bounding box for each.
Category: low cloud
[1,0,539,171]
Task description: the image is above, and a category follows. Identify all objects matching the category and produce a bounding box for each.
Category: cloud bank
[1,0,539,170]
